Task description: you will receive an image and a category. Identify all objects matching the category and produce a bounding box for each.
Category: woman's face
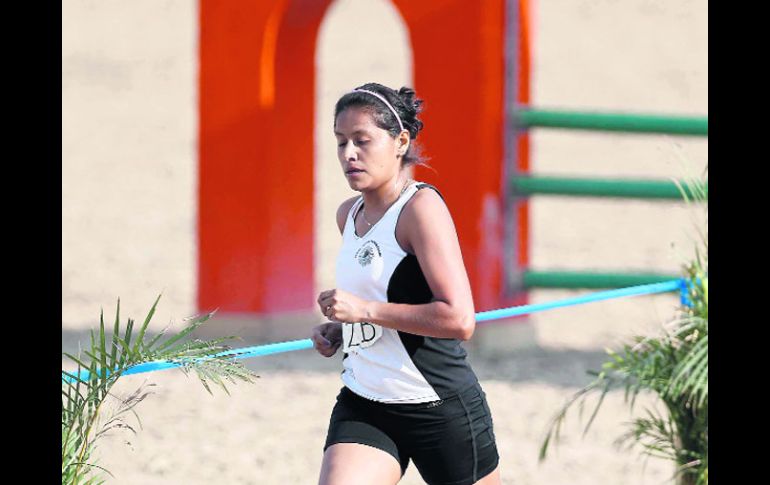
[334,107,405,192]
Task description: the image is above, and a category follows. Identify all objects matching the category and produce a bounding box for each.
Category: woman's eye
[337,139,368,147]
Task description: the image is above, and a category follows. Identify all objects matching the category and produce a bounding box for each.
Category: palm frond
[62,295,259,484]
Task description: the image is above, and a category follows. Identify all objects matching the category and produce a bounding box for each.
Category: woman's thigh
[319,442,402,485]
[474,465,501,484]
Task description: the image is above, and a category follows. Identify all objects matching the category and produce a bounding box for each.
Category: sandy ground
[62,0,707,483]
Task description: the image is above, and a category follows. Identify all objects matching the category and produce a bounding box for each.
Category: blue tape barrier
[63,278,688,383]
[678,275,705,308]
[477,279,686,322]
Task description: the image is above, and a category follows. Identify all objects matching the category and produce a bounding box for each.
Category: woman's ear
[397,130,410,156]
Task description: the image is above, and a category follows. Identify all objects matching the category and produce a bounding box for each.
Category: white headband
[349,88,406,133]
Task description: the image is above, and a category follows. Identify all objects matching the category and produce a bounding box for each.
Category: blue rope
[476,279,686,322]
[679,275,705,308]
[63,278,687,383]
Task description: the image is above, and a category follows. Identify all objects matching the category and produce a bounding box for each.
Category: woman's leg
[319,442,403,485]
[474,465,501,484]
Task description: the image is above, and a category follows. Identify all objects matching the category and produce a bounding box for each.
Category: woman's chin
[345,176,368,192]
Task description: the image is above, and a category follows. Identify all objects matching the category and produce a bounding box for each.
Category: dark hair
[334,82,429,168]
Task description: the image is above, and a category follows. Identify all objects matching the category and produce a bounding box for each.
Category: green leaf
[155,311,215,353]
[132,293,162,356]
[120,318,135,367]
[109,299,121,370]
[582,384,611,437]
[668,335,708,402]
[99,307,108,381]
[62,370,90,387]
[63,352,91,372]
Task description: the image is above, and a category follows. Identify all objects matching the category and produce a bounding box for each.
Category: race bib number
[342,322,383,353]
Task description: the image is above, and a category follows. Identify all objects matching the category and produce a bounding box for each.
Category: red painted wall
[198,0,529,315]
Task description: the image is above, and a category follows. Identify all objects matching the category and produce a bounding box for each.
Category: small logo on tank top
[354,240,384,280]
[354,240,382,267]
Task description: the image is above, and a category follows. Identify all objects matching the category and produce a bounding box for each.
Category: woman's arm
[318,188,476,340]
[369,187,475,339]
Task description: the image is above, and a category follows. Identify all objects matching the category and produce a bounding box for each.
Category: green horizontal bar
[512,176,708,200]
[524,271,679,289]
[515,108,708,136]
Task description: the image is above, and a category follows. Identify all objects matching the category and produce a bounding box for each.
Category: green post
[512,176,708,200]
[524,271,680,289]
[515,108,708,136]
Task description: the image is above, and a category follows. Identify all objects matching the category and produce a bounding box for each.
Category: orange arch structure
[198,0,531,316]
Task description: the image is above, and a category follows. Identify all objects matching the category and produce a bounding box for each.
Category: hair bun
[397,86,424,139]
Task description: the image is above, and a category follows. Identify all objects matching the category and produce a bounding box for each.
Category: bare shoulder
[336,195,361,235]
[397,185,454,253]
[403,185,450,220]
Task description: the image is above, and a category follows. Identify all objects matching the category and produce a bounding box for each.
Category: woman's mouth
[345,168,366,175]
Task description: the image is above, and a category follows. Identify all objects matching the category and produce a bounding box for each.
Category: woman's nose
[343,142,357,161]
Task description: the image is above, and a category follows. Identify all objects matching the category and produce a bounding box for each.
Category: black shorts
[324,382,499,485]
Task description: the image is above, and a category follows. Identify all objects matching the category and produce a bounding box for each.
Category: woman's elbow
[456,312,476,341]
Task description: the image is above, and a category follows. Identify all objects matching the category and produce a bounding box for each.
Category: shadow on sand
[62,329,610,389]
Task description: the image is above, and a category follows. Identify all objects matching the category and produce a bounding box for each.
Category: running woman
[311,83,501,485]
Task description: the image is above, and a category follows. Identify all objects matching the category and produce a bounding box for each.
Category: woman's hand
[311,322,342,357]
[317,289,369,324]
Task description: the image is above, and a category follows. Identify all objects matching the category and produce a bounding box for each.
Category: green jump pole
[515,108,708,136]
[524,271,679,289]
[512,176,708,200]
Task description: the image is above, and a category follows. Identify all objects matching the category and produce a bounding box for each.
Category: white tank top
[335,181,477,403]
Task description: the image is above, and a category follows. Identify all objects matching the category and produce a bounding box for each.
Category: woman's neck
[361,173,412,215]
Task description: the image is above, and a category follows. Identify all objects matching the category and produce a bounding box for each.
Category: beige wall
[63,1,198,331]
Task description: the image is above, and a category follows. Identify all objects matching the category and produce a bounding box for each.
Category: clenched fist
[317,288,370,324]
[311,322,342,357]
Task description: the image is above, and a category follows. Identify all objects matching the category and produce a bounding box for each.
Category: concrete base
[468,316,539,357]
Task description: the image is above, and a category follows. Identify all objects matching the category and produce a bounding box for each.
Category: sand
[62,0,707,483]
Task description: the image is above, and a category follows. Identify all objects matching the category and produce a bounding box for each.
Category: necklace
[361,178,413,227]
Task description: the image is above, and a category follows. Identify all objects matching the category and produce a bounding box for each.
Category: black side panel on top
[387,253,477,399]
